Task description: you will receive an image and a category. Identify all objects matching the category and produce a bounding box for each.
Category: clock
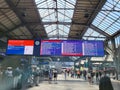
[35,41,40,45]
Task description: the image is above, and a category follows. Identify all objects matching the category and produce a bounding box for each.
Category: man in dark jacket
[99,75,114,90]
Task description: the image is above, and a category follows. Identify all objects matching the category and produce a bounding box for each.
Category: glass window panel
[88,38,96,40]
[83,28,106,41]
[91,32,100,36]
[44,25,50,28]
[83,37,88,40]
[117,18,120,23]
[85,28,93,35]
[92,0,120,36]
[113,12,120,17]
[104,2,114,9]
[115,5,120,10]
[109,12,119,19]
[101,11,110,15]
[95,15,104,22]
[48,30,56,37]
[103,5,112,10]
[35,0,76,38]
[92,12,107,26]
[107,26,120,34]
[59,30,68,35]
[103,18,113,25]
[105,16,115,23]
[99,12,107,18]
[62,26,69,33]
[57,0,75,8]
[92,21,99,26]
[103,16,111,22]
[113,26,120,32]
[106,28,116,35]
[57,1,65,8]
[45,26,54,34]
[58,13,65,21]
[100,21,111,27]
[113,21,120,27]
[51,25,57,30]
[98,25,108,31]
[109,24,119,31]
[37,1,48,7]
[115,35,120,48]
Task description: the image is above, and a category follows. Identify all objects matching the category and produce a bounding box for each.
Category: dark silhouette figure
[99,76,114,90]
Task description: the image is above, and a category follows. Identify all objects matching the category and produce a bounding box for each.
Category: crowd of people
[62,68,115,90]
[0,66,116,90]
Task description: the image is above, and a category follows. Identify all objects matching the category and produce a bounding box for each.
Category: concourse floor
[26,74,98,90]
[112,79,120,90]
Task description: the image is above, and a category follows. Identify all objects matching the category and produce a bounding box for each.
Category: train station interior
[0,0,120,90]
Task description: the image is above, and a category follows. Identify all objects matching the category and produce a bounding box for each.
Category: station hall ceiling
[0,0,120,47]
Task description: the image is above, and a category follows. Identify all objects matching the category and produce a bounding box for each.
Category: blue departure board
[40,40,104,56]
[62,40,83,56]
[82,40,104,56]
[40,40,62,55]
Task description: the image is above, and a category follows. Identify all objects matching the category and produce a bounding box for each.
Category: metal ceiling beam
[42,11,55,19]
[83,36,106,38]
[106,30,120,41]
[79,0,107,38]
[0,40,7,47]
[5,0,35,39]
[46,34,105,39]
[0,10,17,26]
[15,0,20,6]
[1,7,120,12]
[36,0,47,6]
[0,24,24,38]
[88,0,94,6]
[25,21,87,25]
[0,22,9,30]
[58,11,71,19]
[63,0,75,6]
[111,30,120,38]
[47,29,57,34]
[0,7,74,10]
[90,24,111,37]
[58,28,68,34]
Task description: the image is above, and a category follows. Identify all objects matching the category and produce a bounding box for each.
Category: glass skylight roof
[35,0,119,40]
[92,0,120,35]
[83,28,106,40]
[35,0,76,38]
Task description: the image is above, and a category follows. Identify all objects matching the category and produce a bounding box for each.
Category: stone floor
[26,74,99,90]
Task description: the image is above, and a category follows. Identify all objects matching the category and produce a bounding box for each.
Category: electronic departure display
[6,40,34,55]
[62,40,83,56]
[82,40,104,56]
[40,40,104,56]
[6,39,104,56]
[40,40,62,55]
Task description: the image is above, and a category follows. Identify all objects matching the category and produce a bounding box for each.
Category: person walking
[96,70,99,83]
[48,70,52,84]
[64,70,67,80]
[87,72,92,84]
[53,69,57,83]
[83,70,87,80]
